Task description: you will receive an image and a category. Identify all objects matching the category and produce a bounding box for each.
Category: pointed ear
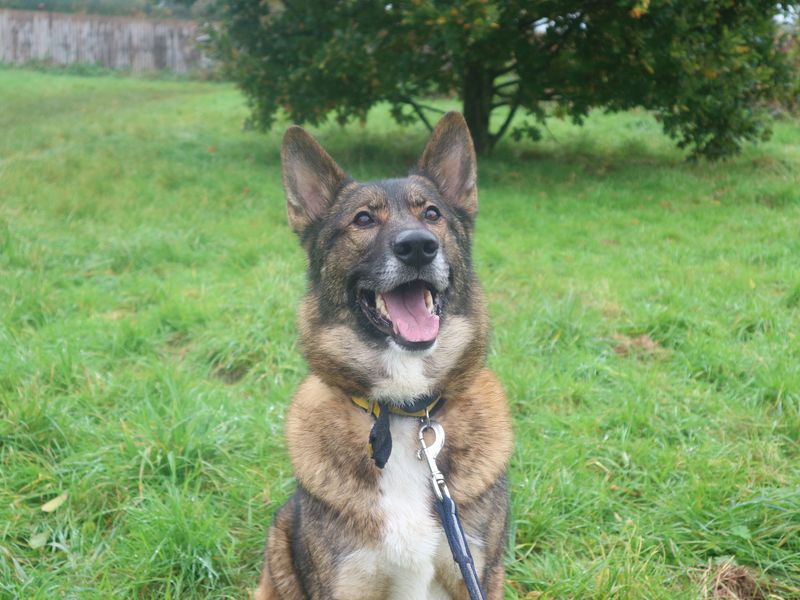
[281,126,347,236]
[418,112,477,216]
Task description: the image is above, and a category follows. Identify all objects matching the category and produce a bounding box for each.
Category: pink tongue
[381,281,439,343]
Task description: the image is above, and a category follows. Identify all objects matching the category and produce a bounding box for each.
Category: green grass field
[1,67,799,599]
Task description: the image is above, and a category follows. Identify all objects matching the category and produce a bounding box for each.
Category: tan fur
[286,369,511,525]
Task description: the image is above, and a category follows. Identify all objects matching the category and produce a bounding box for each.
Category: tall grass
[1,68,798,598]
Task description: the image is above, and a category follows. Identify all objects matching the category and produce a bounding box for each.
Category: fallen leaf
[29,532,48,549]
[41,491,68,513]
[730,525,752,540]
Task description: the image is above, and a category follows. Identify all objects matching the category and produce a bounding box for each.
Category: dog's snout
[393,229,439,267]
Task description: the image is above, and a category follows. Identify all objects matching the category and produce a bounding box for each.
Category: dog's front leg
[482,561,506,600]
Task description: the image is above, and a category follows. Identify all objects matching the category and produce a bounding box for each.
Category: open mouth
[359,280,443,349]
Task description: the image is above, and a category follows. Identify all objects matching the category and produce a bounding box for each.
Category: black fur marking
[480,475,509,585]
[288,492,312,600]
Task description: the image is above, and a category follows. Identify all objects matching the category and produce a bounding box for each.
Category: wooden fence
[0,9,211,73]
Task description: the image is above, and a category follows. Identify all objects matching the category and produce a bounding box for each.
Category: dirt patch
[164,332,192,360]
[101,307,135,320]
[696,558,768,600]
[601,301,624,318]
[611,333,663,358]
[211,361,250,384]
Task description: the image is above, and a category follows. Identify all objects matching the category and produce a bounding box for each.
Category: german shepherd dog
[255,112,512,600]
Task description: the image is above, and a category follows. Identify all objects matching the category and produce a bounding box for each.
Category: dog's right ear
[281,126,347,236]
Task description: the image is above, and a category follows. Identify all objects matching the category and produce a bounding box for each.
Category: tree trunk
[462,62,494,156]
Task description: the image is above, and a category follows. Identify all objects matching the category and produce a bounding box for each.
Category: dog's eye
[353,211,375,227]
[424,206,441,222]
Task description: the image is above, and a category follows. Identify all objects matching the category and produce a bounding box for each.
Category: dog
[255,112,513,600]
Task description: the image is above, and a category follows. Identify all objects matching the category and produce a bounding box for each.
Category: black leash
[435,495,484,599]
[418,420,487,600]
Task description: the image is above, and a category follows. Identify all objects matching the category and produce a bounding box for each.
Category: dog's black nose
[393,229,439,267]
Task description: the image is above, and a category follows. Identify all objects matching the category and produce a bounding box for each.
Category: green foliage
[781,20,800,111]
[1,69,800,597]
[211,0,797,158]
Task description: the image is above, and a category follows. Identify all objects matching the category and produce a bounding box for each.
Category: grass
[0,67,799,599]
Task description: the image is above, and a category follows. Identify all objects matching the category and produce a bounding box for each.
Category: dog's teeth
[376,294,391,320]
[424,288,434,313]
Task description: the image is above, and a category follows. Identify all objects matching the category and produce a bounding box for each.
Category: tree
[211,0,798,158]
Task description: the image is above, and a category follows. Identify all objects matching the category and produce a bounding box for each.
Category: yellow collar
[350,395,442,419]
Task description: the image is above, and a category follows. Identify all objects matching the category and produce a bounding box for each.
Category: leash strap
[418,421,486,600]
[434,494,486,600]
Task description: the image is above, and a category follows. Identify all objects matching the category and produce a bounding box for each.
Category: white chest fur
[334,418,452,599]
[377,417,450,599]
[369,316,472,406]
[372,342,434,403]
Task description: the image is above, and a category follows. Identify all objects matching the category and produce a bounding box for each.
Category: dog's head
[282,112,488,404]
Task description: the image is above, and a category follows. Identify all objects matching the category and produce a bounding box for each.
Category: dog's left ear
[282,126,347,236]
[418,112,477,217]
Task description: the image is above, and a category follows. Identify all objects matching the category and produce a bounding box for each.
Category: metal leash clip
[417,420,451,501]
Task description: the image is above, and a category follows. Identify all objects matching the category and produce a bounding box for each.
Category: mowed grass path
[1,68,799,598]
